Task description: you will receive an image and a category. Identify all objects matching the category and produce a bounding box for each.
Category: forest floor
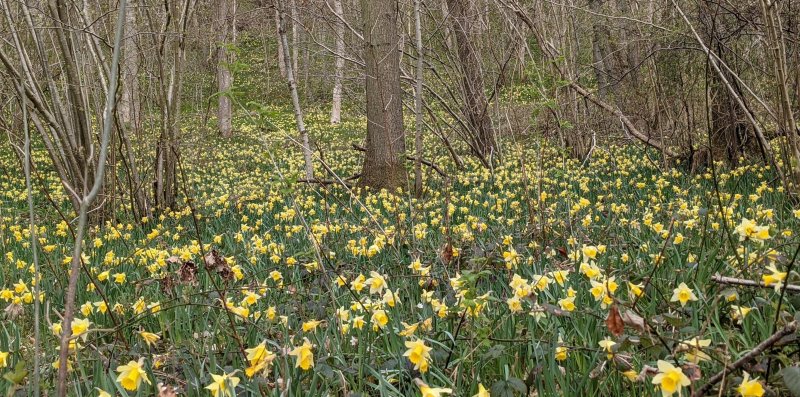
[0,108,799,396]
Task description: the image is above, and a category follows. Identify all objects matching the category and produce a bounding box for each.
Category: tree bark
[154,0,193,210]
[589,0,610,98]
[216,0,233,137]
[278,0,315,180]
[446,0,497,164]
[274,7,286,78]
[760,0,800,184]
[120,0,139,129]
[330,0,345,124]
[358,0,407,191]
[414,0,424,195]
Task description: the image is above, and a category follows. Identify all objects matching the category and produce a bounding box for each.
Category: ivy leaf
[3,360,28,385]
[782,366,800,397]
[490,377,527,397]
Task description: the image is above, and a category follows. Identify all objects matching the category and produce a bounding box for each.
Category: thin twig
[692,321,797,397]
[711,274,800,293]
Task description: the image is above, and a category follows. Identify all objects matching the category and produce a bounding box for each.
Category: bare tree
[446,0,497,165]
[216,0,234,137]
[330,0,345,124]
[278,0,315,180]
[759,0,800,184]
[120,0,140,129]
[52,4,128,394]
[149,0,196,210]
[413,0,425,195]
[358,0,407,190]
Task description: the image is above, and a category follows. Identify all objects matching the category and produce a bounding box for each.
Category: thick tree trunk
[446,0,497,164]
[278,0,314,180]
[358,0,407,191]
[216,0,233,137]
[330,0,345,124]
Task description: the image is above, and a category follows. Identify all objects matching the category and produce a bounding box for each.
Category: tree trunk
[589,0,610,98]
[278,0,314,180]
[330,0,345,124]
[358,0,407,191]
[700,5,748,166]
[291,0,299,74]
[274,7,286,78]
[154,0,192,210]
[216,0,233,137]
[446,0,497,164]
[413,0,424,195]
[760,0,800,184]
[120,0,139,129]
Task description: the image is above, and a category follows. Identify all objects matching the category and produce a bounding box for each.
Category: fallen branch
[568,82,680,158]
[692,321,797,396]
[351,144,447,177]
[711,274,800,293]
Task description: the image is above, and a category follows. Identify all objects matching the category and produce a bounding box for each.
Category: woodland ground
[1,108,799,396]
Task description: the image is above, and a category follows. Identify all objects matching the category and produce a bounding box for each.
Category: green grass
[0,108,798,396]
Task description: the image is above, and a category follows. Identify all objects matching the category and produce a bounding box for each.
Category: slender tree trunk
[358,0,407,191]
[330,0,345,124]
[154,0,192,210]
[413,0,424,195]
[291,0,299,74]
[216,0,233,137]
[278,0,314,180]
[120,0,139,129]
[760,0,800,184]
[589,0,610,98]
[446,0,497,164]
[275,7,286,78]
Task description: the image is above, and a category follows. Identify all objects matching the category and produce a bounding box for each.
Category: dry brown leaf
[204,250,232,280]
[606,305,624,337]
[621,309,648,333]
[158,383,178,397]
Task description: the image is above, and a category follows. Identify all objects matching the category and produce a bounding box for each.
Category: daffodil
[95,388,112,397]
[762,265,786,292]
[670,283,698,306]
[371,309,388,330]
[598,337,616,359]
[302,319,323,332]
[735,218,770,243]
[730,305,753,324]
[416,380,453,397]
[652,360,690,397]
[678,337,711,363]
[0,351,8,368]
[115,358,151,391]
[404,338,432,372]
[138,331,160,348]
[71,318,92,340]
[244,341,276,377]
[473,383,490,397]
[289,338,314,370]
[737,372,764,397]
[366,271,387,294]
[205,371,240,397]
